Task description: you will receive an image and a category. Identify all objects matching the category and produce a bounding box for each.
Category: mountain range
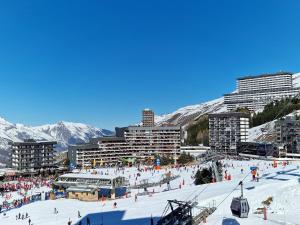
[0,119,113,166]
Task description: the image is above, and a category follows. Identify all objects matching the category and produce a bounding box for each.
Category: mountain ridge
[0,118,113,166]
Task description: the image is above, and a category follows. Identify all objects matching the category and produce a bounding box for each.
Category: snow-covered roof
[60,173,124,180]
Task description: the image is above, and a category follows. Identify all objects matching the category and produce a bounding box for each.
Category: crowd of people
[0,177,53,193]
[0,176,53,214]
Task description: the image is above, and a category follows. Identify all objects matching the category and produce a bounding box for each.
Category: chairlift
[230,181,250,218]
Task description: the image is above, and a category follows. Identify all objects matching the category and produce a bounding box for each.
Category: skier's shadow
[75,210,159,225]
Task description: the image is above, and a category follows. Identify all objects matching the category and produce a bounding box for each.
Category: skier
[28,218,31,225]
[78,210,81,218]
[113,202,117,208]
[135,194,137,202]
[67,219,72,225]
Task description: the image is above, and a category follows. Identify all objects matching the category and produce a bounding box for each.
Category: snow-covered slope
[33,121,113,151]
[247,73,300,141]
[249,109,300,142]
[155,97,226,127]
[293,72,300,87]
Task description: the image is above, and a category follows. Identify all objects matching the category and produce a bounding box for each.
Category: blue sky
[0,0,300,130]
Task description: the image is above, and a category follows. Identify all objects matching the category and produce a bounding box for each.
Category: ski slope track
[1,160,300,225]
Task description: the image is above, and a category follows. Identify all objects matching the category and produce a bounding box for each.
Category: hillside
[156,73,300,127]
[156,73,300,145]
[155,97,226,127]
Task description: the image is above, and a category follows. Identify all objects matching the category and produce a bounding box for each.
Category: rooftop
[127,125,181,130]
[208,112,250,118]
[237,71,294,81]
[60,173,124,180]
[90,136,126,143]
[10,140,57,146]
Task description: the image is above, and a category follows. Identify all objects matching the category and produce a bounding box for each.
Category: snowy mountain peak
[0,118,112,165]
[33,121,113,150]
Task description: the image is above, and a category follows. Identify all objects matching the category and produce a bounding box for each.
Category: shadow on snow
[222,218,241,225]
[74,210,159,225]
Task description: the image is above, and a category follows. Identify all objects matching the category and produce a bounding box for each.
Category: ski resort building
[54,173,129,201]
[142,109,155,127]
[209,112,249,154]
[68,110,182,166]
[68,136,130,167]
[180,145,210,157]
[10,139,57,172]
[124,125,182,159]
[224,72,300,111]
[69,126,182,167]
[275,116,300,154]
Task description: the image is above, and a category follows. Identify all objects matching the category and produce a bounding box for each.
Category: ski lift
[230,181,249,218]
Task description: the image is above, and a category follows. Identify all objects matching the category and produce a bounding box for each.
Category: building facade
[224,72,300,111]
[68,136,130,167]
[209,112,249,154]
[10,139,57,172]
[142,109,155,127]
[69,126,182,167]
[53,173,129,201]
[69,109,182,167]
[125,126,182,159]
[275,116,300,154]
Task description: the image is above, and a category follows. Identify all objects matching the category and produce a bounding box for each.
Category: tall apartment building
[142,109,155,127]
[10,139,57,172]
[68,136,130,167]
[68,110,182,167]
[124,126,181,159]
[209,112,249,154]
[275,116,300,153]
[224,72,300,111]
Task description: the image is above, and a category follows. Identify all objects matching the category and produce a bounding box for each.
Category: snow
[155,97,226,126]
[156,72,300,129]
[248,109,300,142]
[2,160,300,225]
[292,72,300,88]
[0,118,113,166]
[33,121,113,150]
[60,173,121,180]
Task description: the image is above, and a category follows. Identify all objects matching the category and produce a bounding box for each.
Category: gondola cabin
[230,197,249,218]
